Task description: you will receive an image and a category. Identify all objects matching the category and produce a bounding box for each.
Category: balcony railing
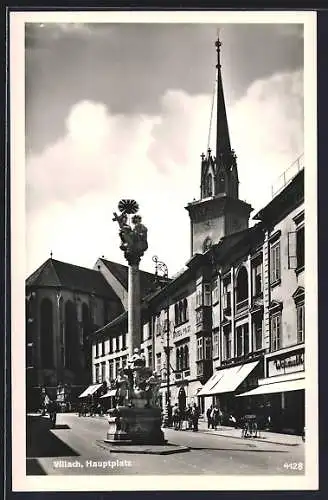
[235,298,248,314]
[271,153,304,198]
[195,306,212,332]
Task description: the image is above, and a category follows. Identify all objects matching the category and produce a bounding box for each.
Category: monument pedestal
[105,406,165,445]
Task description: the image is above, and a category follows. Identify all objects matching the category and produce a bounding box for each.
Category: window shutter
[288,232,297,269]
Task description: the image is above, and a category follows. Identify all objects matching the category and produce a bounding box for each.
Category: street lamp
[152,255,172,427]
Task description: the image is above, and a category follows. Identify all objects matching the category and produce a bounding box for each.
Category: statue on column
[114,369,132,407]
[144,371,162,408]
[113,199,148,264]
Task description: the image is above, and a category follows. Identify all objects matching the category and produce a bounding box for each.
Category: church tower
[185,37,253,256]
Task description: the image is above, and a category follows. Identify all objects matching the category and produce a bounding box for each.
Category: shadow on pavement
[26,458,47,475]
[53,424,70,430]
[26,414,79,458]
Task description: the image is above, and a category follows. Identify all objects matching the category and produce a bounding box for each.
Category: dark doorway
[178,387,186,412]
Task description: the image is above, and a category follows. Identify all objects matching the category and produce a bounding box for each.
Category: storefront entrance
[282,390,305,434]
[178,387,186,412]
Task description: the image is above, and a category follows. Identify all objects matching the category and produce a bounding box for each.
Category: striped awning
[198,361,259,396]
[236,377,305,397]
[100,389,117,399]
[78,384,102,398]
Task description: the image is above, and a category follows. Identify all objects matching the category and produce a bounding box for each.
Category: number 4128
[284,462,304,471]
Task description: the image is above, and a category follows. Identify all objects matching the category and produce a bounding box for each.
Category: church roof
[98,258,164,298]
[26,258,118,300]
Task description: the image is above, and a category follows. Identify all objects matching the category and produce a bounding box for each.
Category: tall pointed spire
[186,34,252,257]
[215,36,231,160]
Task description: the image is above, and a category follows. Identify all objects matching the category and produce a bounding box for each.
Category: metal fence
[271,153,304,198]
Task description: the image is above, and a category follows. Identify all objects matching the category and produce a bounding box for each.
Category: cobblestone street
[26,413,305,476]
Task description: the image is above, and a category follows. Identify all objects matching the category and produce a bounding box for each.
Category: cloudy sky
[25,18,304,278]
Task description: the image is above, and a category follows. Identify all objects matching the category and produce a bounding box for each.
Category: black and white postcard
[9,9,318,492]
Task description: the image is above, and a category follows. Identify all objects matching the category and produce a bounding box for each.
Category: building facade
[27,37,305,435]
[91,38,305,434]
[237,167,305,433]
[25,258,124,407]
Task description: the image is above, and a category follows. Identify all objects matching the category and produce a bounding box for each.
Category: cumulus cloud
[26,69,303,277]
[228,69,303,211]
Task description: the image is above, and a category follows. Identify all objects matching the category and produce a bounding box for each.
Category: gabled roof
[93,311,128,337]
[26,258,119,300]
[99,258,168,299]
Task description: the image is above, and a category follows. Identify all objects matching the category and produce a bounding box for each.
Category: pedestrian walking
[48,399,58,428]
[210,406,219,429]
[191,403,200,432]
[185,405,193,430]
[229,414,237,428]
[206,405,213,429]
[173,404,180,430]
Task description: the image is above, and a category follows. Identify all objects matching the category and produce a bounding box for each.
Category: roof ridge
[51,258,103,274]
[26,258,50,283]
[100,257,157,278]
[49,258,62,286]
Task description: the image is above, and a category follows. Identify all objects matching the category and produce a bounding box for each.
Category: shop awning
[236,377,305,397]
[78,384,102,398]
[100,389,117,399]
[198,361,259,396]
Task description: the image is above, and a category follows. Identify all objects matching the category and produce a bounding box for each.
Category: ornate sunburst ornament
[118,199,139,214]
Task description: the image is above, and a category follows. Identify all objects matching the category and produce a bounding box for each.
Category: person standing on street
[206,405,213,429]
[48,399,58,428]
[211,406,219,429]
[192,403,200,432]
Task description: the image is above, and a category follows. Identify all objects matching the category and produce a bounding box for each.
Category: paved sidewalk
[84,413,303,447]
[195,420,303,446]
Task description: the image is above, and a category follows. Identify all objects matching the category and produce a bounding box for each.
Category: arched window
[176,348,181,371]
[183,298,188,322]
[82,303,91,344]
[65,300,78,370]
[179,301,183,324]
[174,303,179,326]
[82,303,91,369]
[206,173,213,196]
[40,298,54,368]
[236,266,249,303]
[184,345,189,369]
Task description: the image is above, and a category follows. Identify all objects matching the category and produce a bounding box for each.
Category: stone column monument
[105,199,165,445]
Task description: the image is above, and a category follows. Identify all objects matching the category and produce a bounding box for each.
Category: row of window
[34,298,92,370]
[196,336,212,361]
[210,223,304,309]
[174,299,188,326]
[95,334,127,357]
[271,223,304,284]
[176,344,190,371]
[94,345,155,383]
[196,283,212,308]
[94,305,305,379]
[94,355,128,384]
[220,303,305,361]
[152,299,189,338]
[271,303,305,351]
